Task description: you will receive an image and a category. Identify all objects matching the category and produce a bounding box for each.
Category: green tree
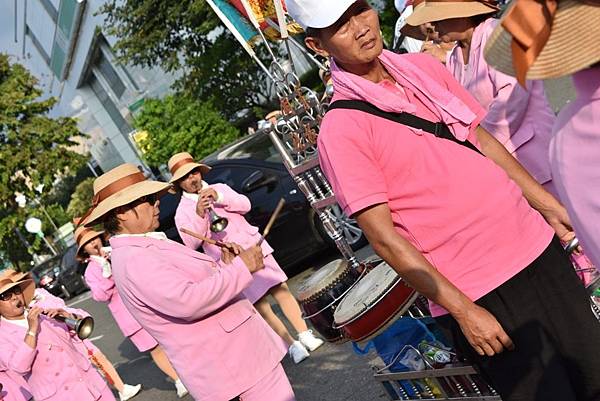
[100,0,277,120]
[134,96,241,166]
[0,54,87,268]
[67,177,95,220]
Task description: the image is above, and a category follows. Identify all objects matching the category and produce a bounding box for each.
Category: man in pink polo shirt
[287,1,600,400]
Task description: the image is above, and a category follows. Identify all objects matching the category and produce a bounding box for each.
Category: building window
[38,0,58,23]
[96,50,126,99]
[88,73,132,135]
[25,25,51,65]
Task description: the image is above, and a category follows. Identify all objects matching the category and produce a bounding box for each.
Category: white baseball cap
[286,0,358,30]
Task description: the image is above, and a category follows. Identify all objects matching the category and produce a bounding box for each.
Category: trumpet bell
[56,315,95,340]
[208,209,228,233]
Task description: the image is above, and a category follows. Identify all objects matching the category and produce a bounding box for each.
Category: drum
[333,261,418,343]
[297,259,364,343]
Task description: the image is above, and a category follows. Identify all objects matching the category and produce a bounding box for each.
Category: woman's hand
[220,242,243,264]
[421,42,448,64]
[44,308,75,320]
[27,307,42,334]
[195,192,213,217]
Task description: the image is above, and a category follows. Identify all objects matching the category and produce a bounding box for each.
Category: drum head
[297,259,348,301]
[334,262,400,325]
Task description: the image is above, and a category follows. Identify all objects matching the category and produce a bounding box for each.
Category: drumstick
[257,198,286,246]
[180,228,228,248]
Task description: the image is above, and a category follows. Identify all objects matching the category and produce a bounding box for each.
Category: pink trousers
[239,364,295,401]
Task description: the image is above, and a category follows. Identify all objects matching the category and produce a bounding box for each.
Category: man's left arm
[475,125,573,241]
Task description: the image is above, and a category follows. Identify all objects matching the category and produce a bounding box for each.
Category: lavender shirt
[550,67,600,268]
[446,18,556,187]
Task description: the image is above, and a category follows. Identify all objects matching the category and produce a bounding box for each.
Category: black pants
[436,237,600,401]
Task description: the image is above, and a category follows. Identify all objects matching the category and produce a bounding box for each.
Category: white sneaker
[175,379,189,398]
[119,384,142,401]
[288,340,310,364]
[298,330,324,352]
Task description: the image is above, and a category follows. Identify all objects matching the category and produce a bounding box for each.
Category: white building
[4,0,176,173]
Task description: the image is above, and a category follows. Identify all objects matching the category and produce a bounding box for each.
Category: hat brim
[406,2,498,26]
[169,163,211,183]
[0,279,35,306]
[83,181,172,227]
[76,230,105,259]
[484,0,600,80]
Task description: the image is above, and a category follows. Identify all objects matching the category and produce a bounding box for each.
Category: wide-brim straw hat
[406,0,499,26]
[74,225,104,258]
[0,270,35,306]
[168,152,211,184]
[82,163,171,227]
[484,0,600,83]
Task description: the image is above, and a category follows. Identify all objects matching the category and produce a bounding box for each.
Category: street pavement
[67,245,388,401]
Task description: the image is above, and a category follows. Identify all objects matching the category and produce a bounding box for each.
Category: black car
[30,246,88,299]
[158,131,367,269]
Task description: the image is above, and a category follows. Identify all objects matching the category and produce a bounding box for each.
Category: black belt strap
[328,99,483,156]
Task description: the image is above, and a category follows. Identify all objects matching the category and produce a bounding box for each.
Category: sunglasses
[0,286,23,301]
[128,194,158,207]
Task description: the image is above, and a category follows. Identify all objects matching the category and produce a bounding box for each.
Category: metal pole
[14,0,18,43]
[40,234,58,256]
[39,203,59,233]
[21,0,27,57]
[87,161,99,177]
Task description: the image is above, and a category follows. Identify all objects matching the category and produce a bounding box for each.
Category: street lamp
[25,217,58,256]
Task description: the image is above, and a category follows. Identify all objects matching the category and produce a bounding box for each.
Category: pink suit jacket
[175,183,274,260]
[109,235,285,401]
[84,259,143,337]
[446,18,556,186]
[0,366,31,401]
[0,316,111,401]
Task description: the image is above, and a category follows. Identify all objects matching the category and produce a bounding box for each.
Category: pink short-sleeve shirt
[318,53,554,316]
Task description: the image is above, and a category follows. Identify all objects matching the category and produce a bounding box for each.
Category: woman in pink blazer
[169,153,324,364]
[0,271,115,401]
[75,226,188,398]
[0,365,32,401]
[82,162,294,401]
[412,0,557,195]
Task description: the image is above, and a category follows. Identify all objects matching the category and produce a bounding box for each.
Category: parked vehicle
[158,131,367,270]
[30,245,88,299]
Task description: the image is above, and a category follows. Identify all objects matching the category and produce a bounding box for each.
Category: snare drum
[333,261,418,343]
[297,259,363,343]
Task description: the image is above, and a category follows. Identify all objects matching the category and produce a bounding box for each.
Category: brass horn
[208,208,228,233]
[54,315,95,340]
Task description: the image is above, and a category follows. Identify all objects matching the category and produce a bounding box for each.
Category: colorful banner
[229,0,303,40]
[208,0,259,47]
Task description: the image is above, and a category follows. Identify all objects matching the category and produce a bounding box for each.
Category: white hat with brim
[484,0,600,81]
[82,163,171,227]
[168,152,211,184]
[0,270,35,306]
[406,0,499,26]
[286,0,357,30]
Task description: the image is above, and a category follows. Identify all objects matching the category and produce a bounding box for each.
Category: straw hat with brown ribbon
[74,224,104,259]
[406,0,499,27]
[0,269,35,305]
[484,0,600,85]
[167,152,211,184]
[81,163,171,227]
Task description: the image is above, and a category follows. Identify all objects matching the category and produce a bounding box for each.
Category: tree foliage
[100,0,276,119]
[133,95,241,167]
[0,54,87,268]
[67,177,95,220]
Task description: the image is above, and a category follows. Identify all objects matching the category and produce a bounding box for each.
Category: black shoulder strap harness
[328,99,483,156]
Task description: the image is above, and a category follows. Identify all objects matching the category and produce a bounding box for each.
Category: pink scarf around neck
[330,50,477,140]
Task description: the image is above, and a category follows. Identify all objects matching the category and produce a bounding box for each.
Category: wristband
[26,330,37,337]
